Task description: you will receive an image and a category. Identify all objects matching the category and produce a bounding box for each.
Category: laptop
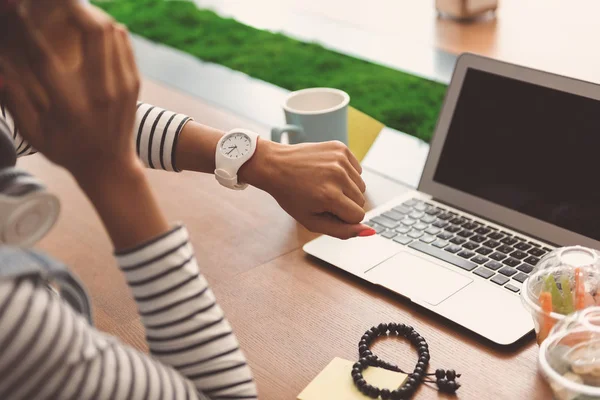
[303,53,600,346]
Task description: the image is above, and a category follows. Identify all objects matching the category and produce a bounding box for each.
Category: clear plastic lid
[521,246,600,344]
[540,307,600,399]
[537,247,600,272]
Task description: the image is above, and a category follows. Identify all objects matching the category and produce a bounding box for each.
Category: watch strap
[215,168,248,190]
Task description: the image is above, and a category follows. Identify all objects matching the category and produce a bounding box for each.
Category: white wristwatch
[215,128,260,190]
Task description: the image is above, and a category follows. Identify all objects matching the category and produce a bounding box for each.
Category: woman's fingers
[14,6,60,90]
[345,159,367,193]
[326,190,366,224]
[342,175,366,208]
[0,60,42,146]
[70,5,115,101]
[117,25,140,88]
[306,213,373,240]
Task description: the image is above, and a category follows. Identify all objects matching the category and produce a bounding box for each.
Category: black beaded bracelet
[351,323,461,399]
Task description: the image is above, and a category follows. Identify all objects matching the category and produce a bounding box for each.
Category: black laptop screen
[434,68,600,241]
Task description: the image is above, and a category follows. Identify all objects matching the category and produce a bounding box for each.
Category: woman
[0,0,375,241]
[0,4,270,400]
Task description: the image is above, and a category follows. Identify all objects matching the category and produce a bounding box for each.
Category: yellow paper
[298,357,407,400]
[348,107,385,162]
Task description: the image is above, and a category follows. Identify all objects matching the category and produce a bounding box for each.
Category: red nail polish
[358,228,376,237]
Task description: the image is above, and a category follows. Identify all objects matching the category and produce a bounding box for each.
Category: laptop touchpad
[365,252,472,306]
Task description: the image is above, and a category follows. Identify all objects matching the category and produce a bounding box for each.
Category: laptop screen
[434,68,600,241]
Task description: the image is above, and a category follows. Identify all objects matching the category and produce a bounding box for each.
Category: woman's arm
[0,277,205,400]
[1,4,257,398]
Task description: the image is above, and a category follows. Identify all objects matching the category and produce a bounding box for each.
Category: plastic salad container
[539,306,600,400]
[522,246,600,344]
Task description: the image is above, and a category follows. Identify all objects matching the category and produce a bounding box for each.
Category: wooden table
[17,78,552,399]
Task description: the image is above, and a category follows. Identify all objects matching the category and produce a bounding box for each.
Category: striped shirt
[0,103,258,399]
[0,226,257,400]
[0,102,191,172]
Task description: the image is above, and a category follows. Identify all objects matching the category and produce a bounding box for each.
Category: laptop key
[445,225,461,233]
[444,244,462,254]
[414,203,428,212]
[457,230,474,238]
[497,245,514,254]
[463,242,479,251]
[383,210,405,221]
[437,213,453,221]
[432,239,449,248]
[503,258,521,268]
[489,252,507,261]
[476,247,493,256]
[491,275,509,286]
[402,218,417,226]
[483,240,501,249]
[450,237,467,245]
[543,247,553,252]
[393,205,412,214]
[403,199,418,207]
[471,235,487,243]
[437,232,453,240]
[514,242,532,251]
[485,260,503,271]
[425,207,442,216]
[513,272,529,283]
[528,248,546,257]
[524,256,540,266]
[373,225,385,234]
[472,255,489,265]
[408,230,424,239]
[414,222,429,231]
[396,226,411,234]
[473,267,494,279]
[372,216,398,229]
[514,236,527,242]
[510,250,528,260]
[420,215,437,224]
[420,235,436,244]
[463,222,479,231]
[458,250,476,259]
[500,237,518,246]
[381,230,397,239]
[409,211,425,219]
[517,263,534,274]
[475,227,491,235]
[499,266,518,277]
[505,284,520,293]
[488,232,504,240]
[432,220,449,228]
[409,241,477,272]
[529,242,541,247]
[393,235,412,245]
[450,217,467,226]
[425,227,441,235]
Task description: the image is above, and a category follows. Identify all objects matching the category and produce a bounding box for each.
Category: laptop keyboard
[365,198,554,294]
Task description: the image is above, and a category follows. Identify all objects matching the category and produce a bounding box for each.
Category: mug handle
[271,125,306,143]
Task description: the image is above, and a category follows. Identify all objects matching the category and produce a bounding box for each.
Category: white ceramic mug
[271,88,350,145]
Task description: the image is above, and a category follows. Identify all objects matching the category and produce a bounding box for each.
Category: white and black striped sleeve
[116,225,258,400]
[0,277,206,400]
[0,101,192,172]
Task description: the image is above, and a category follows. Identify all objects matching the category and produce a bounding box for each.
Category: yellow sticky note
[298,357,407,400]
[348,107,385,162]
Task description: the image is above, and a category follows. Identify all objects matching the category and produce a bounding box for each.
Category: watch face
[220,132,252,159]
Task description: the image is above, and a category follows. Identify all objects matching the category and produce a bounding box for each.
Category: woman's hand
[0,3,169,250]
[0,4,140,182]
[240,140,374,239]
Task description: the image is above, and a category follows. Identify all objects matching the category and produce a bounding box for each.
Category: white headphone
[0,119,60,247]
